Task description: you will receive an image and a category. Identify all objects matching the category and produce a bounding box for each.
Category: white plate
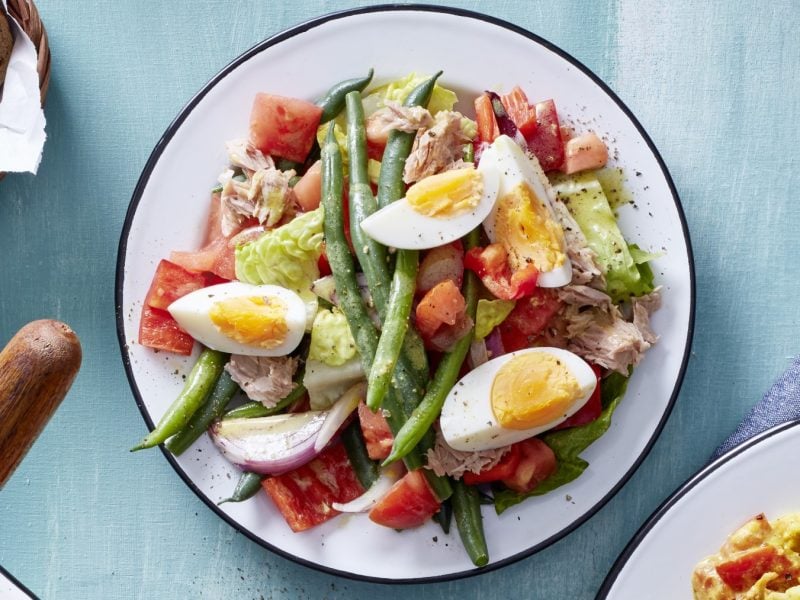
[598,420,800,598]
[0,566,36,600]
[116,6,694,582]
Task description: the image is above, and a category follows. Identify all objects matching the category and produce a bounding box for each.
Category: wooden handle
[0,320,81,487]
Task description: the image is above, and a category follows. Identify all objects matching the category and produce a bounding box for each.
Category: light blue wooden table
[1,1,798,598]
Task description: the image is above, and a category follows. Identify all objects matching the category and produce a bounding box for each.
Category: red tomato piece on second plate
[262,443,364,532]
[357,401,394,461]
[369,470,440,529]
[144,259,207,311]
[250,93,323,163]
[138,305,194,355]
[715,546,794,591]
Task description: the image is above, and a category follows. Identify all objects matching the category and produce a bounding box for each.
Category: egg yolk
[490,353,582,430]
[209,296,288,348]
[494,182,566,272]
[406,167,483,218]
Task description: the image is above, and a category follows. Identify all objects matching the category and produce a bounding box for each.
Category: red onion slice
[210,411,326,475]
[314,382,366,453]
[332,463,405,513]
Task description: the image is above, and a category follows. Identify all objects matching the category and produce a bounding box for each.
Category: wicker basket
[0,0,50,180]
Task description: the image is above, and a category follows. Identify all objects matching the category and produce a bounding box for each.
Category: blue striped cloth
[712,356,800,459]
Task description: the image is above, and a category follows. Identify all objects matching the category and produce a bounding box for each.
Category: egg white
[168,281,307,356]
[359,166,500,250]
[440,347,596,452]
[480,135,572,288]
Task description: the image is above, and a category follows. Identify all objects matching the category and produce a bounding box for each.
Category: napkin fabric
[711,355,800,459]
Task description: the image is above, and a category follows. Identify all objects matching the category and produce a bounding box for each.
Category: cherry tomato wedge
[500,438,557,494]
[462,444,521,485]
[369,470,440,529]
[138,306,194,355]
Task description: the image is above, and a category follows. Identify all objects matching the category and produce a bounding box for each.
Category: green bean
[463,142,475,163]
[341,420,378,489]
[318,68,374,124]
[131,349,227,451]
[451,480,489,567]
[432,498,453,534]
[222,380,306,420]
[321,126,451,501]
[218,471,264,505]
[367,248,419,410]
[165,370,239,456]
[376,71,442,210]
[343,91,426,401]
[382,227,480,465]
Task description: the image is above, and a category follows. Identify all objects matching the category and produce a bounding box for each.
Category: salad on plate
[131,69,660,566]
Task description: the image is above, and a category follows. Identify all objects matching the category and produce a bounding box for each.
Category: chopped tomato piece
[138,306,194,355]
[526,99,565,172]
[563,132,609,174]
[170,236,236,281]
[262,443,364,532]
[500,86,538,138]
[464,244,539,300]
[462,444,521,485]
[357,401,394,461]
[500,438,557,493]
[250,93,323,163]
[144,259,206,311]
[474,93,499,144]
[554,364,603,430]
[715,546,794,591]
[369,470,440,529]
[417,241,464,295]
[292,160,322,212]
[502,288,562,336]
[415,280,466,340]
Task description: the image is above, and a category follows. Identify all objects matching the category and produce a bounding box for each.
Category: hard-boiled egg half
[359,164,500,250]
[440,347,596,452]
[168,281,307,356]
[480,135,572,287]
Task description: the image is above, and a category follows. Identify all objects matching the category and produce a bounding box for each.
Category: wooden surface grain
[0,0,798,598]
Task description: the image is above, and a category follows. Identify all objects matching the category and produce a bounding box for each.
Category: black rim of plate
[596,419,800,598]
[0,564,38,599]
[115,3,696,585]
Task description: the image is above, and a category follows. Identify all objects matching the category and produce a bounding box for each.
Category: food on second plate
[692,513,800,599]
[132,69,662,566]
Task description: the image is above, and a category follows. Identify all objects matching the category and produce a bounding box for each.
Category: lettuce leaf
[234,207,324,292]
[552,174,655,302]
[493,371,630,514]
[308,307,358,367]
[361,72,458,116]
[475,299,516,340]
